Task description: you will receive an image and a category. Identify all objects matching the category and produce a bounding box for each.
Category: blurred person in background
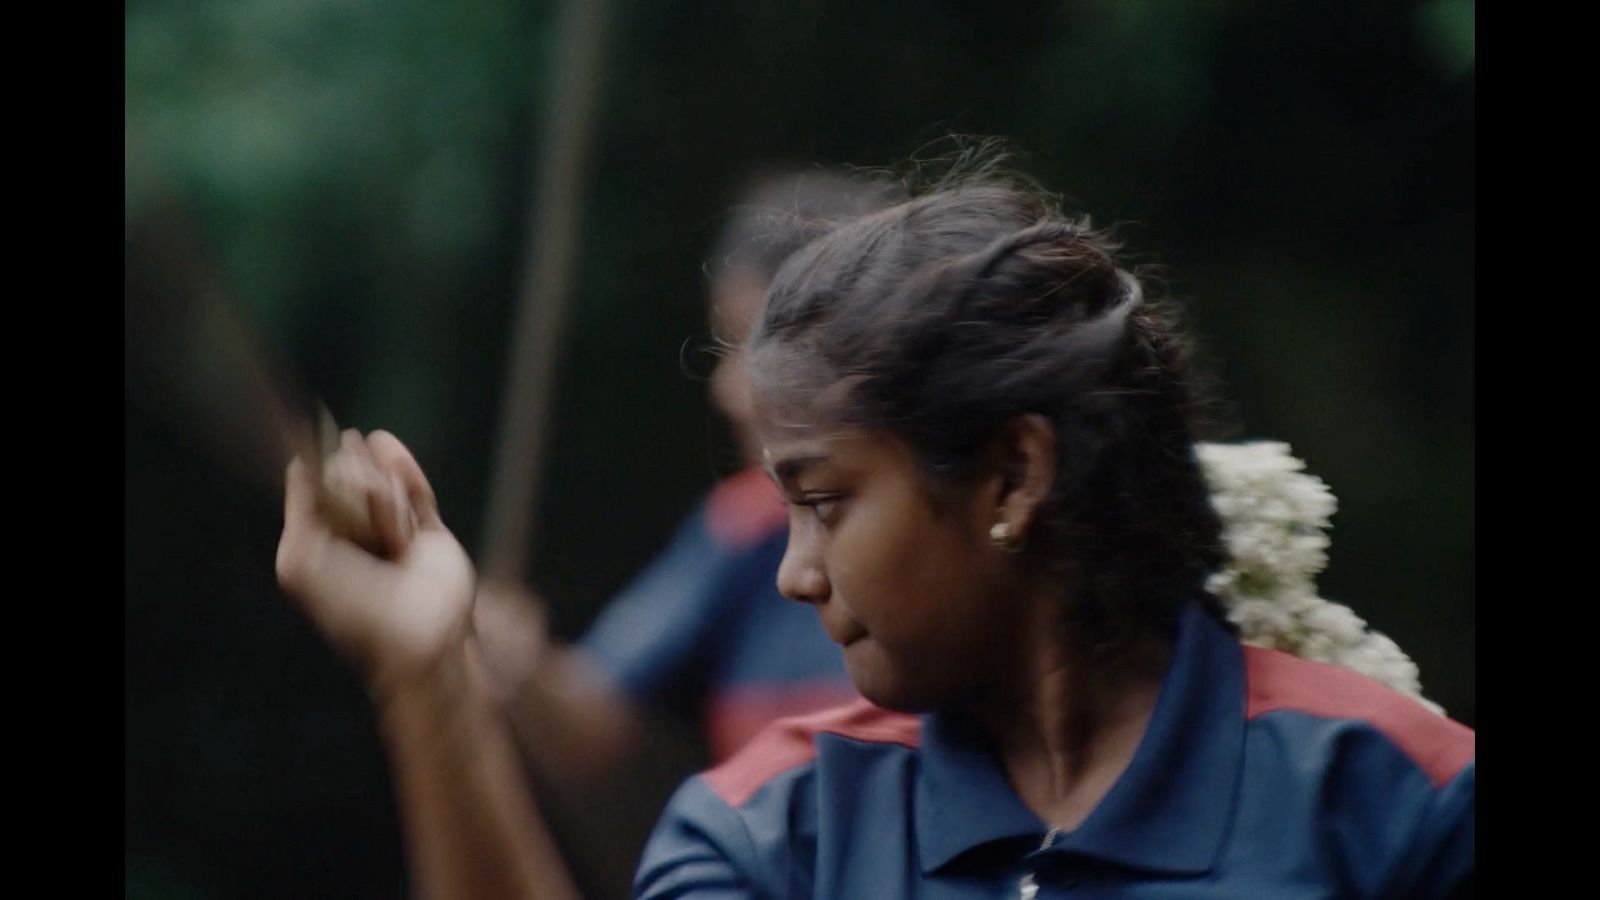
[470,169,904,789]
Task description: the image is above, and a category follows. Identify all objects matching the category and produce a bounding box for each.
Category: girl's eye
[794,494,843,527]
[810,498,839,524]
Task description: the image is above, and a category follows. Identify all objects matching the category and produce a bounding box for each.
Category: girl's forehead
[761,425,906,475]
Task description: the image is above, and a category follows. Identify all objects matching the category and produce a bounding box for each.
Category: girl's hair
[749,161,1229,651]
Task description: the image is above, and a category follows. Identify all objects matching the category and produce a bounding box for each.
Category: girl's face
[759,420,1029,712]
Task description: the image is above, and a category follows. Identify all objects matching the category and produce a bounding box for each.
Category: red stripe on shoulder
[705,467,789,548]
[1244,645,1474,787]
[701,698,921,807]
[703,681,865,764]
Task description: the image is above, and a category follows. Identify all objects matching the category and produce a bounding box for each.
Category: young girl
[276,164,1473,899]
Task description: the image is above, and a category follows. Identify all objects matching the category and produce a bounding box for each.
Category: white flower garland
[1196,441,1444,715]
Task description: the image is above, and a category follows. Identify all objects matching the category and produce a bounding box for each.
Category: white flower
[1296,630,1340,665]
[1228,597,1297,646]
[1302,602,1368,648]
[1199,441,1445,715]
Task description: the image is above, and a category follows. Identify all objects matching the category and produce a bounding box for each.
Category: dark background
[126,1,1473,895]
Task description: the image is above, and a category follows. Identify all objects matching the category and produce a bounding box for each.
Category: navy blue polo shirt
[581,467,856,761]
[633,601,1475,898]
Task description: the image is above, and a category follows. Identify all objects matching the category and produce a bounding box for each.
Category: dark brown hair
[749,166,1229,649]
